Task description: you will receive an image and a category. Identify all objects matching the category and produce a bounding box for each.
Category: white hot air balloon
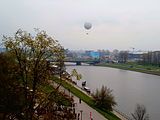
[84,22,92,34]
[84,22,92,30]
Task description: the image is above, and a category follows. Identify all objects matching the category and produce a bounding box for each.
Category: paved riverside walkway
[49,80,107,120]
[50,80,130,120]
[67,82,129,120]
[73,96,107,120]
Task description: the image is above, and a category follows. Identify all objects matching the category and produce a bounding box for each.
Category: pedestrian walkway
[49,80,107,120]
[74,96,107,120]
[50,80,131,120]
[67,81,130,120]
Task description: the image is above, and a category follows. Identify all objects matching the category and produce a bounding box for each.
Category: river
[66,65,160,120]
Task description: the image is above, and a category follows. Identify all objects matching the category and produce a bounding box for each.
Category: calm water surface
[67,65,160,120]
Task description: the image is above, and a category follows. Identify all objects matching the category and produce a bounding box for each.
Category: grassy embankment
[97,62,160,76]
[41,84,73,106]
[53,77,120,120]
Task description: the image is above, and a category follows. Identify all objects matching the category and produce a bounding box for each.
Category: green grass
[97,63,160,76]
[53,77,120,120]
[40,84,73,106]
[41,84,53,93]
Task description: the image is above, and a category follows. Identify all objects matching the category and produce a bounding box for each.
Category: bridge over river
[64,60,100,65]
[49,59,101,65]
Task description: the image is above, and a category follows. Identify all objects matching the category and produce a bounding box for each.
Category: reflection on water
[67,66,160,120]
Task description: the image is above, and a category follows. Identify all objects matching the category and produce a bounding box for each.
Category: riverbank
[53,77,121,120]
[96,63,160,76]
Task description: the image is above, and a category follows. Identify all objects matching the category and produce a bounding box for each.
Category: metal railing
[113,108,132,120]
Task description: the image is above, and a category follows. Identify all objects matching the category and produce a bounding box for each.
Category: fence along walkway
[113,109,132,120]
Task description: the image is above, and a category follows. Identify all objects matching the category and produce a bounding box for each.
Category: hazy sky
[0,0,160,51]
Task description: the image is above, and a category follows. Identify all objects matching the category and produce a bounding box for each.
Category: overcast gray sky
[0,0,160,51]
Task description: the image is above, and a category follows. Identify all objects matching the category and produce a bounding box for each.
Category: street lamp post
[80,110,83,120]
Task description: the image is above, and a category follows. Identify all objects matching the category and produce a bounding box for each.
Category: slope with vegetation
[97,62,160,76]
[0,29,75,120]
[54,77,120,120]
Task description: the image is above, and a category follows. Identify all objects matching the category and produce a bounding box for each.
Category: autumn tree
[2,29,74,120]
[71,69,82,81]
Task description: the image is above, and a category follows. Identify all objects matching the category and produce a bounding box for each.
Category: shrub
[92,85,116,111]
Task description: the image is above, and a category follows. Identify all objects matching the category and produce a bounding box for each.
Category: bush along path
[53,77,121,120]
[49,79,107,120]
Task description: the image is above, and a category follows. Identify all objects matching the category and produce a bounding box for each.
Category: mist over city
[1,0,160,51]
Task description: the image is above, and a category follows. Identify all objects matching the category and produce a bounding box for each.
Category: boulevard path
[74,96,107,120]
[50,80,129,120]
[67,81,128,120]
[50,80,107,120]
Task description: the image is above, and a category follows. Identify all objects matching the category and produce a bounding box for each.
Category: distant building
[128,51,143,61]
[85,51,100,59]
[90,51,100,59]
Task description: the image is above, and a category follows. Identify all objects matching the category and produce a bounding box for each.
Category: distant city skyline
[0,0,160,51]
